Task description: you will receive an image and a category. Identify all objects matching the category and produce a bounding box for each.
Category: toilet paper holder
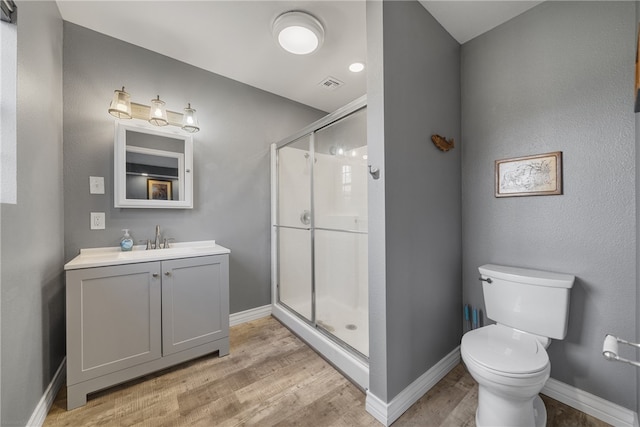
[602,334,640,368]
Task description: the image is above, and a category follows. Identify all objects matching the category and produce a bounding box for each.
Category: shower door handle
[300,210,311,226]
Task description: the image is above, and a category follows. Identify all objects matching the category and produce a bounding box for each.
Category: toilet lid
[462,325,549,374]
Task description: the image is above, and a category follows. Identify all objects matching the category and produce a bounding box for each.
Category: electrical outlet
[89,176,105,194]
[90,212,105,230]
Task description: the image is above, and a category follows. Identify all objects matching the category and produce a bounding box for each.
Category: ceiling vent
[318,76,344,91]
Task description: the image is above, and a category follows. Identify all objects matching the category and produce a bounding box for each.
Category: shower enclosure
[271,97,368,388]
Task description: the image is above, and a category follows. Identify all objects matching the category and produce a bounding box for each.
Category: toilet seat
[462,324,549,376]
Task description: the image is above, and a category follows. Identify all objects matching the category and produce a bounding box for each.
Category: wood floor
[44,316,610,426]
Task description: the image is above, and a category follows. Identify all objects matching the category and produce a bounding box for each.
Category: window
[0,0,16,204]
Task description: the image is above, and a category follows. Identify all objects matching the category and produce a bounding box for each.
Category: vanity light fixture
[149,95,168,126]
[273,11,324,55]
[181,103,199,133]
[107,88,200,133]
[108,87,132,119]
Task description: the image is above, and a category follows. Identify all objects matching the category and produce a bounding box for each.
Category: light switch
[90,212,105,230]
[89,176,105,194]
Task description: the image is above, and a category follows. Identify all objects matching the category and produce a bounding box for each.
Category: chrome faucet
[154,225,162,250]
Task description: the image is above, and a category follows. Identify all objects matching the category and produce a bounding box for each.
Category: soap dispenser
[120,229,134,251]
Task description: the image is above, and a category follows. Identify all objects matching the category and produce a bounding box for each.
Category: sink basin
[65,240,230,270]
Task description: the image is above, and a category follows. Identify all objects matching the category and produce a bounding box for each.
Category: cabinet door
[161,255,229,355]
[66,262,162,385]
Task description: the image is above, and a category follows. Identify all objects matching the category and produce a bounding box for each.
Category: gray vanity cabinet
[161,255,229,355]
[66,262,162,385]
[65,253,229,410]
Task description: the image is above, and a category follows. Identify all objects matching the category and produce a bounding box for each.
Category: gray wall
[63,23,325,314]
[1,2,65,425]
[368,0,462,402]
[637,0,640,417]
[462,2,637,410]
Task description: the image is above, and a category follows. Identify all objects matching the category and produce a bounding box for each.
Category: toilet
[461,264,575,427]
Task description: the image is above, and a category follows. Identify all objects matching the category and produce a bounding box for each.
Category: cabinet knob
[152,273,159,278]
[164,271,172,277]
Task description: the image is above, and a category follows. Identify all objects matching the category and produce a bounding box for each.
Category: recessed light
[349,62,365,73]
[273,11,325,55]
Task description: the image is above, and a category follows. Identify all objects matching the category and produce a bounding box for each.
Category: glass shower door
[313,108,368,356]
[276,135,313,321]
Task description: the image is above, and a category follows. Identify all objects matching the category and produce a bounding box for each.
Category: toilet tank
[479,264,575,340]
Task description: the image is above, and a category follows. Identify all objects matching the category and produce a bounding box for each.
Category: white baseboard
[542,377,637,427]
[366,346,461,426]
[229,304,272,326]
[27,356,66,427]
[365,392,389,426]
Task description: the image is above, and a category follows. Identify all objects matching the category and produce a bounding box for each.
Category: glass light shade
[108,87,132,119]
[149,95,168,126]
[273,11,324,55]
[278,26,318,55]
[349,62,365,73]
[181,103,200,133]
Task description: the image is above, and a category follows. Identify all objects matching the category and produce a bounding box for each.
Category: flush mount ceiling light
[273,11,324,55]
[349,62,365,73]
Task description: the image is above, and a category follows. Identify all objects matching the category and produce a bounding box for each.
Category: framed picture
[495,151,562,198]
[147,179,172,200]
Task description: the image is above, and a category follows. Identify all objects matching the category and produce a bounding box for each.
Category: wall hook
[368,165,380,180]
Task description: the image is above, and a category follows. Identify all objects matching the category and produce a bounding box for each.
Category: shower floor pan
[272,299,369,390]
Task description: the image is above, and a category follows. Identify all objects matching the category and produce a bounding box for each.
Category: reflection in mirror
[126,148,181,200]
[114,122,193,208]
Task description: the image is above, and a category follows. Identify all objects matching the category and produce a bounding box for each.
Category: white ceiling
[420,1,542,44]
[56,1,542,113]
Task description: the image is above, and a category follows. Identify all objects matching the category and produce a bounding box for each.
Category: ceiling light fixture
[273,11,324,55]
[349,62,365,73]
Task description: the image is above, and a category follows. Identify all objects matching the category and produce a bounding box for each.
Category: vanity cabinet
[161,256,228,355]
[65,248,229,410]
[66,262,162,388]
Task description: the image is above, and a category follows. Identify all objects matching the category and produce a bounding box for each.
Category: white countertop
[65,240,230,270]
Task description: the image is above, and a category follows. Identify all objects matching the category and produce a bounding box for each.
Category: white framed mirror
[114,121,193,208]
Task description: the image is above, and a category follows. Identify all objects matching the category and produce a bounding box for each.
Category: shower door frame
[271,95,369,390]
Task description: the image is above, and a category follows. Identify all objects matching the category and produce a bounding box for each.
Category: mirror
[114,121,193,208]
